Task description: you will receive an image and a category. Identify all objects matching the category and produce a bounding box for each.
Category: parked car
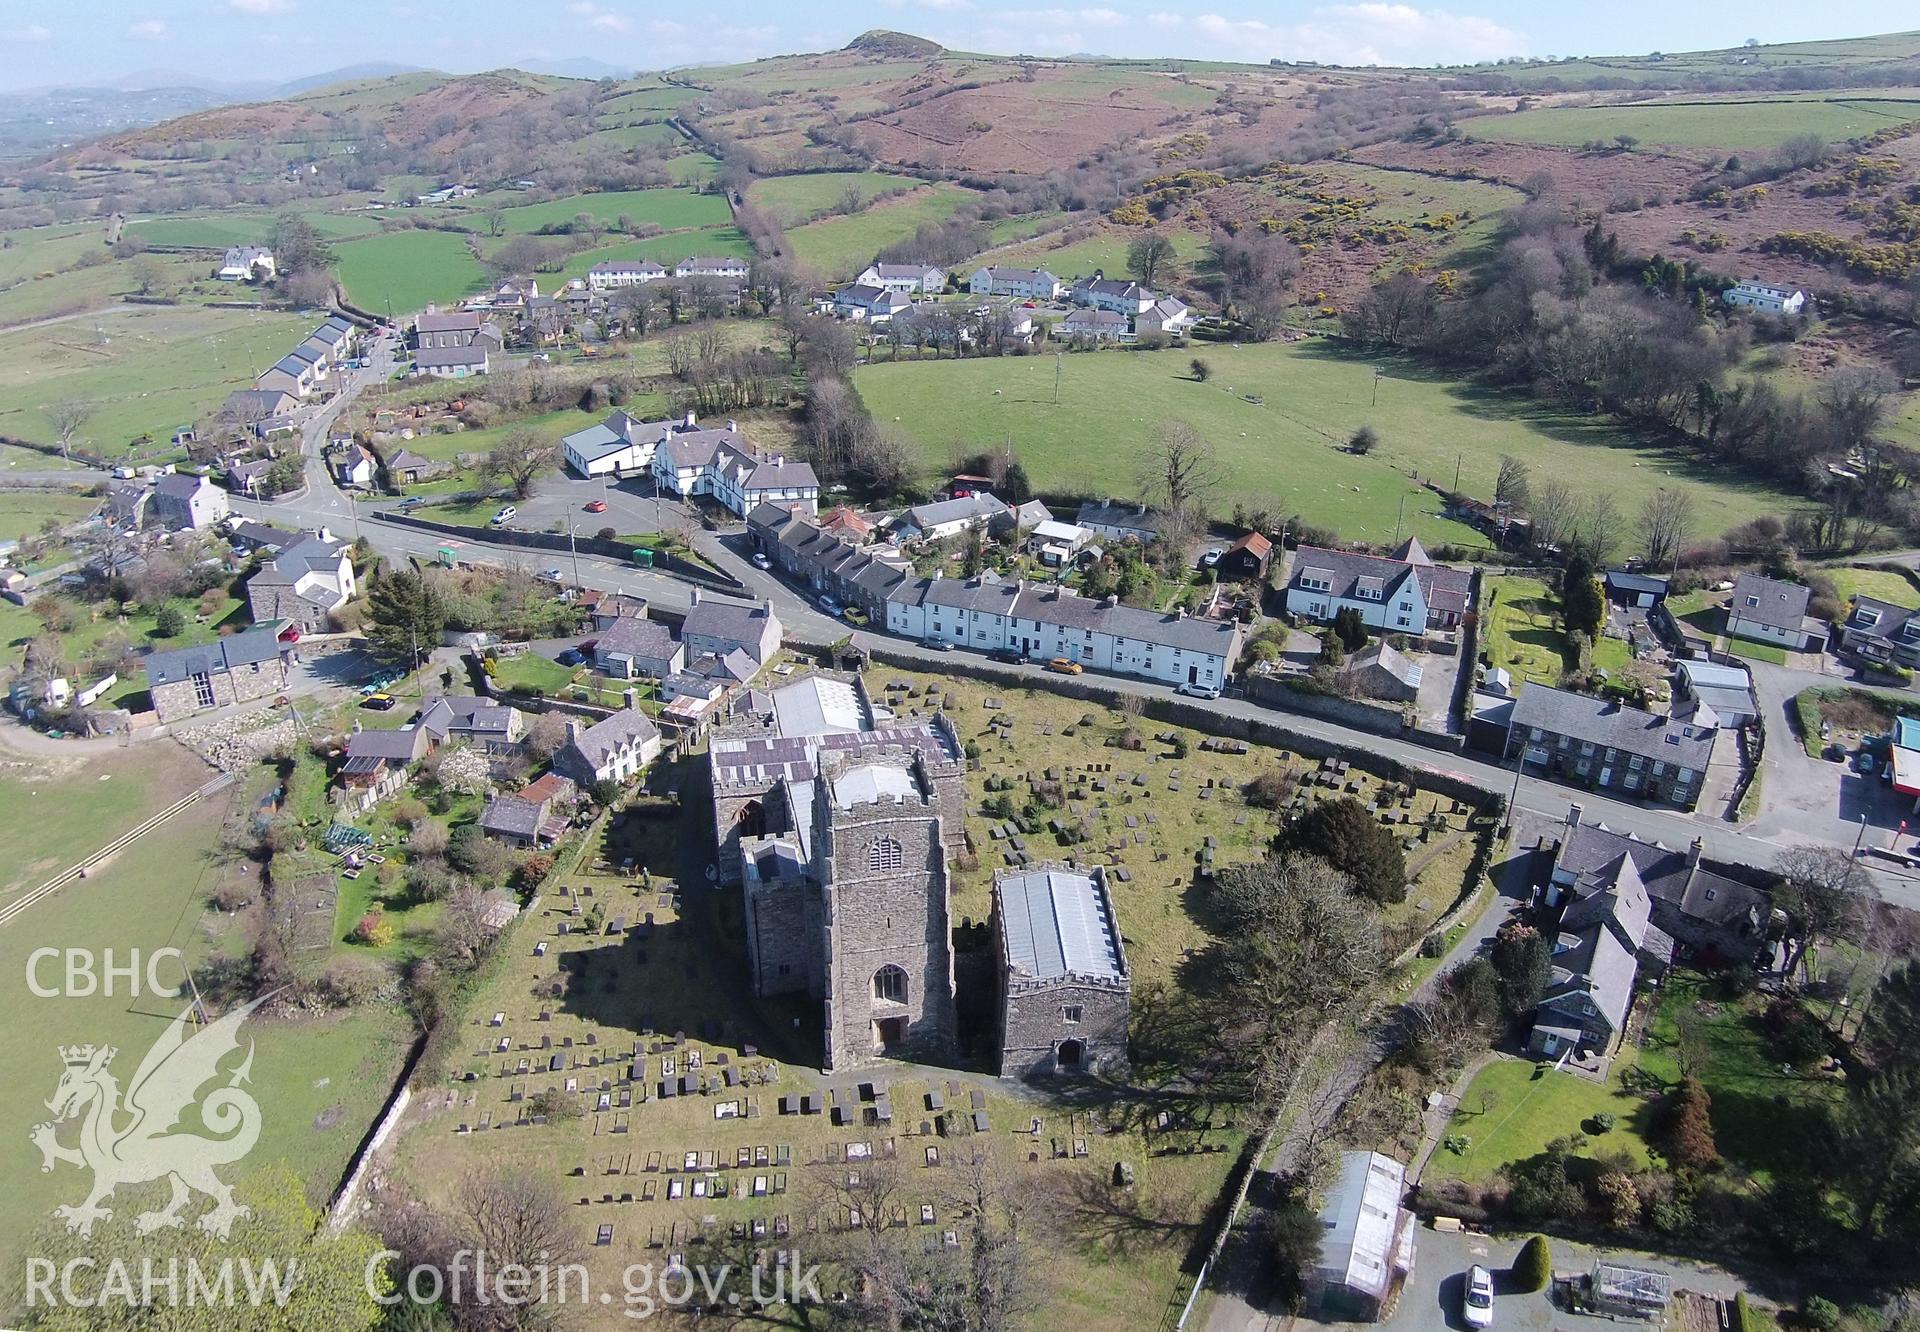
[556,648,586,667]
[987,648,1023,665]
[362,693,397,711]
[491,506,517,525]
[817,595,842,615]
[1858,751,1878,776]
[842,606,870,627]
[584,499,608,513]
[397,496,426,510]
[1200,548,1223,569]
[1463,1265,1494,1329]
[921,638,953,652]
[538,568,564,583]
[751,552,771,569]
[1177,681,1221,700]
[1046,658,1084,676]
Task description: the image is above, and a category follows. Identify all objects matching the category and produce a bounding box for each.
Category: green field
[575,122,682,152]
[747,170,927,225]
[335,229,488,317]
[855,341,1804,547]
[0,781,411,1260]
[126,209,383,248]
[1426,1055,1653,1184]
[486,188,729,236]
[785,183,980,279]
[1470,96,1920,151]
[0,304,313,454]
[548,227,753,287]
[596,85,698,117]
[0,490,95,542]
[982,224,1210,285]
[1823,564,1920,610]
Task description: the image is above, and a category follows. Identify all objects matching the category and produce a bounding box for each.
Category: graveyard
[382,660,1489,1324]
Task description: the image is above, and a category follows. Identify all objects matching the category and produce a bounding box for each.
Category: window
[192,672,215,709]
[1062,1005,1082,1023]
[1396,616,1411,629]
[1703,888,1717,902]
[873,965,907,1004]
[867,837,903,872]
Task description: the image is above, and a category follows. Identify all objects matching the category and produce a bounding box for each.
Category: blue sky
[0,1,1913,90]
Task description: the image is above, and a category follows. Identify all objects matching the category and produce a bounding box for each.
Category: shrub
[1655,1076,1719,1170]
[1589,1111,1616,1133]
[1596,1172,1639,1229]
[1512,1235,1550,1291]
[352,912,395,948]
[152,605,186,638]
[528,1088,584,1121]
[1803,1297,1842,1332]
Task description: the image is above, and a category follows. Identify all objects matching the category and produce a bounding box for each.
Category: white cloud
[1,23,51,42]
[1189,5,1520,66]
[128,18,168,39]
[881,0,972,9]
[229,0,294,13]
[1000,6,1128,26]
[1146,11,1183,27]
[567,1,628,32]
[648,18,688,35]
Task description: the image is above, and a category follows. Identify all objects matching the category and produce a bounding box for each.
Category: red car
[584,499,607,513]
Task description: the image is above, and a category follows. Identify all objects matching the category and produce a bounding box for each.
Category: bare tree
[1637,488,1694,569]
[1139,419,1221,521]
[1776,846,1871,978]
[453,1166,582,1329]
[483,426,557,500]
[1494,455,1530,510]
[1529,479,1579,552]
[45,398,95,460]
[1573,492,1623,566]
[524,710,570,760]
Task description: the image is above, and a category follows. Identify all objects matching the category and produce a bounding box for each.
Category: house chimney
[317,526,334,544]
[683,409,697,428]
[564,719,581,745]
[1688,836,1704,867]
[688,588,701,607]
[1566,804,1583,829]
[727,418,738,432]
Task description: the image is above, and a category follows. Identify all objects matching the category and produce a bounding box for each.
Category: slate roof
[681,598,775,655]
[419,695,516,740]
[906,493,1010,531]
[416,311,483,333]
[1062,308,1129,331]
[1554,819,1768,937]
[996,866,1125,981]
[154,471,208,501]
[1728,573,1811,633]
[247,533,348,586]
[145,622,287,687]
[220,388,297,420]
[865,263,943,281]
[481,796,544,838]
[1288,544,1472,616]
[894,573,1244,657]
[566,708,660,767]
[1605,569,1670,597]
[1074,500,1165,535]
[1340,641,1422,688]
[414,344,489,369]
[596,615,677,661]
[974,265,1057,285]
[1843,595,1920,644]
[1510,685,1715,768]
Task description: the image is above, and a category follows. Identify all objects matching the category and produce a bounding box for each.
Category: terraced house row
[747,504,1245,690]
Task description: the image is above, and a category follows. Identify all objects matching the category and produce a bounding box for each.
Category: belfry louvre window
[868,837,903,872]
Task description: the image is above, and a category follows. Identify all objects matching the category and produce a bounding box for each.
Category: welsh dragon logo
[30,996,267,1239]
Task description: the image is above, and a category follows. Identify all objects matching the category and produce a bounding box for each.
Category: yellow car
[1045,658,1084,676]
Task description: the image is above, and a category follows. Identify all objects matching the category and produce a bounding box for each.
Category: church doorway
[1057,1039,1085,1070]
[875,1016,908,1049]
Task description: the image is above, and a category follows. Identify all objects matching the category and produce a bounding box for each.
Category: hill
[845,30,944,60]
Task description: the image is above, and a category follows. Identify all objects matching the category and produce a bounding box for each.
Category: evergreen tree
[1279,796,1407,905]
[1561,551,1605,639]
[366,568,445,667]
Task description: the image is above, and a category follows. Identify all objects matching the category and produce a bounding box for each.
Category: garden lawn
[784,183,981,279]
[1822,564,1920,610]
[747,171,927,226]
[1482,575,1568,684]
[858,342,1804,547]
[487,188,729,235]
[1637,971,1843,1183]
[1727,638,1789,665]
[0,304,313,455]
[334,229,487,317]
[0,790,411,1261]
[1425,1055,1652,1185]
[1470,96,1920,151]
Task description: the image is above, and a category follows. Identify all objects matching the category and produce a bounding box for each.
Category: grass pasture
[0,780,411,1261]
[855,341,1803,548]
[1470,96,1920,151]
[1821,564,1920,611]
[486,188,731,236]
[0,304,313,454]
[0,490,97,542]
[747,171,927,226]
[547,227,752,288]
[125,209,383,249]
[334,229,488,316]
[785,183,981,279]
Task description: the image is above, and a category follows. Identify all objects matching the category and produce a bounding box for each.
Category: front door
[874,1017,907,1050]
[1187,664,1198,684]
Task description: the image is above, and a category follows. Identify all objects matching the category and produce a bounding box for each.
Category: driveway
[1743,659,1914,849]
